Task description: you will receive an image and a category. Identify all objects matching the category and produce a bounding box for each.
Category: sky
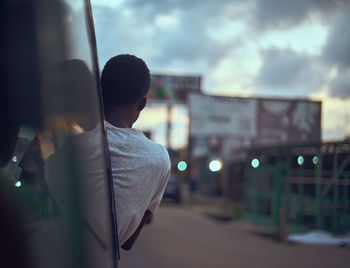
[90,0,350,148]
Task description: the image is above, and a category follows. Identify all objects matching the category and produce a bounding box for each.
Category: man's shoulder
[105,122,169,162]
[140,135,169,160]
[135,134,170,168]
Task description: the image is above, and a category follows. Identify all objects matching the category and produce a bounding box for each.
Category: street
[120,204,350,268]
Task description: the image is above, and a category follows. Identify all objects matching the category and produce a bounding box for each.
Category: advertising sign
[255,99,321,145]
[189,94,321,158]
[189,94,257,137]
[148,74,201,102]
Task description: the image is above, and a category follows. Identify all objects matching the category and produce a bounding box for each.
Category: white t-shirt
[106,121,171,245]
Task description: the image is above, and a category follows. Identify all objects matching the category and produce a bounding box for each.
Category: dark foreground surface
[120,204,350,268]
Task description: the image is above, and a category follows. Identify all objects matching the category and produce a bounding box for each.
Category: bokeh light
[251,158,260,168]
[209,159,223,172]
[177,160,187,171]
[297,155,304,166]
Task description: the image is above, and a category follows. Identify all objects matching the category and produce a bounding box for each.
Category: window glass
[0,1,117,267]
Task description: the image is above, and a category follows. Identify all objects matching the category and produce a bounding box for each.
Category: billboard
[255,99,321,145]
[190,95,257,137]
[148,74,201,102]
[189,94,321,158]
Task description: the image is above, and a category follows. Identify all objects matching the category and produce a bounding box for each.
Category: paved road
[120,204,350,268]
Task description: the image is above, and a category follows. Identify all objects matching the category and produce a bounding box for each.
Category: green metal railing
[243,142,350,234]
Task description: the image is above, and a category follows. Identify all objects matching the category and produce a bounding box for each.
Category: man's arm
[121,209,152,250]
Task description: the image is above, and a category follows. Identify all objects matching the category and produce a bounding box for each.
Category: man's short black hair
[101,54,150,113]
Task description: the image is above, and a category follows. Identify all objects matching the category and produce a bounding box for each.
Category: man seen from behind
[101,54,171,250]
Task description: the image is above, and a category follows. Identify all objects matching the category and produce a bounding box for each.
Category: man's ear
[137,97,147,112]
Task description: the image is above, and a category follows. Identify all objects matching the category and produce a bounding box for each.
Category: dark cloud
[323,3,350,69]
[91,0,349,99]
[116,0,342,32]
[321,2,350,98]
[92,6,126,64]
[254,0,340,29]
[122,0,244,71]
[126,0,235,19]
[92,6,156,67]
[256,49,326,95]
[127,0,196,16]
[253,1,350,99]
[92,2,240,74]
[149,9,240,70]
[329,70,350,98]
[126,0,339,28]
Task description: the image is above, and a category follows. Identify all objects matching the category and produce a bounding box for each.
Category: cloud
[329,70,350,98]
[256,49,326,95]
[90,0,350,142]
[126,0,235,19]
[253,0,340,29]
[320,2,350,99]
[322,3,350,69]
[149,11,241,72]
[254,1,349,99]
[91,0,348,99]
[92,5,159,67]
[92,1,242,74]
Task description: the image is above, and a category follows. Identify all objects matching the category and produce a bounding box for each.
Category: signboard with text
[189,94,321,158]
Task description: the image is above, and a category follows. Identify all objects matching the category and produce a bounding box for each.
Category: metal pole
[166,103,172,149]
[315,146,323,229]
[298,148,304,226]
[253,168,258,222]
[274,152,282,226]
[344,173,349,230]
[332,146,339,232]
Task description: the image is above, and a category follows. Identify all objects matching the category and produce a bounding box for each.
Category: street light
[297,155,304,166]
[251,158,259,168]
[209,159,223,172]
[177,160,187,171]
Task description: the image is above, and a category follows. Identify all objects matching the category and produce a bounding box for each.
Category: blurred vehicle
[163,176,182,204]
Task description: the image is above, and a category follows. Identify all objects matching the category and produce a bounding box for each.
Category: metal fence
[243,141,350,234]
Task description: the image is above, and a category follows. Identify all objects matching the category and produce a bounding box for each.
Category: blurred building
[189,94,321,159]
[145,75,349,234]
[187,94,322,196]
[242,141,350,235]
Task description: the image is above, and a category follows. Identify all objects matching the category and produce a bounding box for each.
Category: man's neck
[106,117,133,128]
[105,105,137,128]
